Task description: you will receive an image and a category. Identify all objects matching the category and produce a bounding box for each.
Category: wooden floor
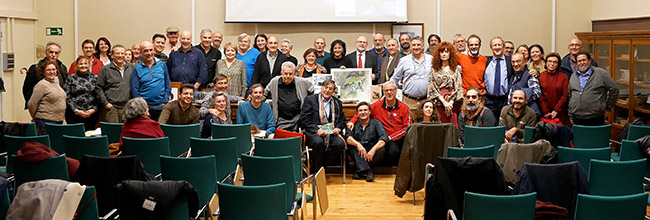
[303,174,425,220]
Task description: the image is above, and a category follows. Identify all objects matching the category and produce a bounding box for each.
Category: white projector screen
[225,0,408,23]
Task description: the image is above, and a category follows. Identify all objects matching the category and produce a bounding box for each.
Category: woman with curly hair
[414,100,440,123]
[428,41,463,126]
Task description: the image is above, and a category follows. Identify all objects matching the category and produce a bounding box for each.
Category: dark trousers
[385,138,405,166]
[572,115,605,126]
[485,94,507,118]
[148,103,165,121]
[306,133,345,173]
[349,145,386,173]
[65,108,99,131]
[34,119,63,135]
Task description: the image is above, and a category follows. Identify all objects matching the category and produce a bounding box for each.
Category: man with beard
[485,36,514,117]
[158,84,199,125]
[369,33,388,73]
[568,51,618,126]
[343,36,379,83]
[212,31,224,58]
[264,62,313,132]
[237,84,275,137]
[458,34,487,94]
[452,34,467,55]
[23,41,68,109]
[499,90,537,143]
[426,33,440,54]
[457,88,497,143]
[399,33,411,56]
[507,53,541,116]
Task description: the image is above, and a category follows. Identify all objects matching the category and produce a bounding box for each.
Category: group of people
[22,26,619,181]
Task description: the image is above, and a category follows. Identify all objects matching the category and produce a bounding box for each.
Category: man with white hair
[195,28,221,89]
[452,34,467,54]
[264,61,313,131]
[280,38,298,65]
[23,41,68,109]
[167,30,208,89]
[343,35,379,84]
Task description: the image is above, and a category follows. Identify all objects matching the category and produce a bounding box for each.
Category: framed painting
[331,68,372,102]
[391,23,424,39]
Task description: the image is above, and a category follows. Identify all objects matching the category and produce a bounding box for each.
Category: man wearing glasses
[560,37,598,77]
[457,88,497,143]
[347,81,412,165]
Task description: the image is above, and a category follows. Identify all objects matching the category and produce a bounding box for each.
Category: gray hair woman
[119,97,165,145]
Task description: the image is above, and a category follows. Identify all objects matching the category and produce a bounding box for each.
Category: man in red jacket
[347,81,412,165]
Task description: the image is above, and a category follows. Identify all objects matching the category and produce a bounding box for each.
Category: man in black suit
[484,36,514,117]
[343,36,379,84]
[300,79,347,173]
[251,36,288,87]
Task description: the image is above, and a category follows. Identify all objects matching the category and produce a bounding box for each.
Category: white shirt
[356,51,366,68]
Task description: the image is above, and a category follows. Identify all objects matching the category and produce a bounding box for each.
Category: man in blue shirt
[370,33,388,73]
[167,30,208,89]
[484,36,514,117]
[131,41,171,121]
[237,84,275,137]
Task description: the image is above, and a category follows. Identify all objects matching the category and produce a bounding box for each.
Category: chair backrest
[557,146,611,175]
[254,137,302,182]
[241,154,296,213]
[99,122,123,144]
[76,186,100,220]
[115,180,194,220]
[121,137,170,175]
[160,155,217,206]
[160,124,200,156]
[523,126,535,143]
[571,124,611,148]
[211,123,252,156]
[189,137,238,181]
[12,154,69,187]
[217,183,286,220]
[627,124,650,140]
[45,123,85,153]
[588,158,646,196]
[447,145,496,159]
[464,126,505,157]
[463,192,537,220]
[24,122,37,136]
[62,135,110,160]
[619,140,644,161]
[574,193,648,220]
[3,135,51,173]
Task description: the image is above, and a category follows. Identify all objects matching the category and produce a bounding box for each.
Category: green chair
[0,189,9,220]
[122,137,170,175]
[62,135,110,160]
[189,137,238,182]
[11,154,69,187]
[627,124,650,140]
[99,122,123,144]
[617,140,650,183]
[557,146,610,175]
[217,183,286,220]
[446,145,495,159]
[588,158,646,196]
[160,124,200,156]
[212,123,252,156]
[241,155,298,217]
[45,123,85,154]
[160,155,217,217]
[464,126,505,157]
[24,122,37,136]
[76,186,100,220]
[3,135,50,173]
[523,126,535,143]
[462,192,537,220]
[574,193,648,220]
[572,124,611,148]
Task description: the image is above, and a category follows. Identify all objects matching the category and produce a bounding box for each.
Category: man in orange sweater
[458,34,487,94]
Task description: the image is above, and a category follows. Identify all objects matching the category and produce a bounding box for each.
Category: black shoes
[352,171,363,179]
[365,171,375,182]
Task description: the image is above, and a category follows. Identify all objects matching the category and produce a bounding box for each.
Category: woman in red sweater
[538,52,569,125]
[119,97,165,145]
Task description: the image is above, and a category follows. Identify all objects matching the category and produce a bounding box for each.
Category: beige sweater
[28,79,66,121]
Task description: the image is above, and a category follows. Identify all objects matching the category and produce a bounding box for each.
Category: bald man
[131,41,171,121]
[560,37,598,77]
[369,33,388,73]
[167,30,208,89]
[343,35,379,84]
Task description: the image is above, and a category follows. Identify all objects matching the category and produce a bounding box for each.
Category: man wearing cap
[163,26,181,56]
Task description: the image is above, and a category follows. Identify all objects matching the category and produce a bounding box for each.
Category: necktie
[494,58,502,95]
[358,53,363,68]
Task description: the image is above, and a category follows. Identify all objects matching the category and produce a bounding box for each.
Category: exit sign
[46,27,63,36]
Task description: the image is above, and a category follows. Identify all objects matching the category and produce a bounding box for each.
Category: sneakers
[365,171,375,182]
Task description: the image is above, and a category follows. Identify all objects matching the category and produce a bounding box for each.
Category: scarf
[461,99,486,127]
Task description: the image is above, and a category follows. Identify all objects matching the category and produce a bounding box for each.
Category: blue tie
[493,58,502,95]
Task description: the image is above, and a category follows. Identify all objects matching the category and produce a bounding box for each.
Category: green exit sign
[46,27,63,36]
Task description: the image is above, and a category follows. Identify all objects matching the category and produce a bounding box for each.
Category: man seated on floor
[158,83,199,125]
[264,61,312,132]
[300,79,347,173]
[199,74,244,120]
[457,88,497,143]
[237,83,275,137]
[347,81,411,165]
[499,89,537,143]
[345,102,388,182]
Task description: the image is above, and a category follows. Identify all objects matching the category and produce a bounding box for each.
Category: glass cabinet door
[632,42,650,123]
[612,40,630,126]
[596,41,610,73]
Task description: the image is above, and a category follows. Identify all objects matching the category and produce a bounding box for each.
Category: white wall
[592,0,650,20]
